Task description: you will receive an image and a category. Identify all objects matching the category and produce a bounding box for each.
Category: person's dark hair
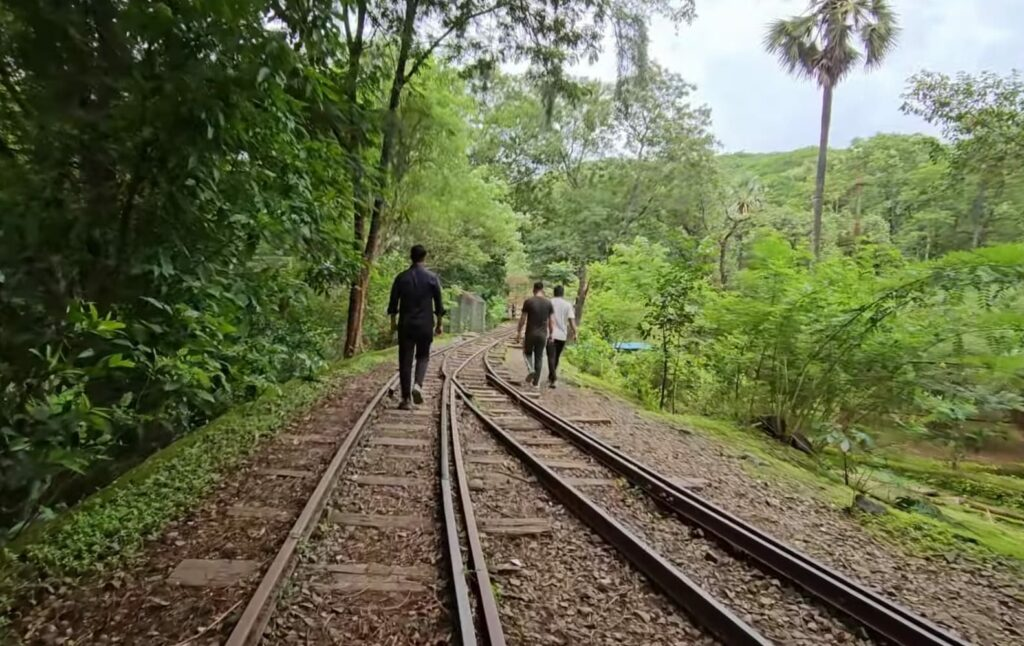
[553,285,565,297]
[533,281,544,293]
[410,244,427,263]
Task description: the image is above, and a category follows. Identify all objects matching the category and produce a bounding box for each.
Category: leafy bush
[575,235,1024,468]
[0,2,361,537]
[566,329,618,378]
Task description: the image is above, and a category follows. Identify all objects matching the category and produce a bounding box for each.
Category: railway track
[445,334,971,646]
[223,326,973,645]
[223,333,488,645]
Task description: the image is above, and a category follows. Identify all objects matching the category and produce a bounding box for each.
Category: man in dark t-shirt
[515,281,553,387]
[388,244,445,410]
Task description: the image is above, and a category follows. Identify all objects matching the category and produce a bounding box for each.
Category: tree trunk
[573,263,589,325]
[852,177,863,240]
[969,183,987,249]
[659,333,669,410]
[344,2,368,241]
[718,238,728,286]
[811,82,834,261]
[343,0,418,357]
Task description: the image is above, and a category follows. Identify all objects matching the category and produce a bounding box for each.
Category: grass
[0,345,399,633]
[865,452,1024,511]
[560,360,1024,566]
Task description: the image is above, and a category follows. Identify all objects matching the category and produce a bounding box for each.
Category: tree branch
[406,1,508,80]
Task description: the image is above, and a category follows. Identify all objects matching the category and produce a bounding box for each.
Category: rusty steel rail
[453,349,770,646]
[224,337,476,646]
[480,343,971,646]
[443,344,508,646]
[439,345,479,645]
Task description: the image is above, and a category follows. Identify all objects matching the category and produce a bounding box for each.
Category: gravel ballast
[455,397,714,646]
[501,348,1024,645]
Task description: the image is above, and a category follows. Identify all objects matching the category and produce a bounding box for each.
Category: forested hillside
[474,67,1024,482]
[721,131,1024,259]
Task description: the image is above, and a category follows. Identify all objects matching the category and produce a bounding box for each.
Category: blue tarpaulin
[613,341,652,352]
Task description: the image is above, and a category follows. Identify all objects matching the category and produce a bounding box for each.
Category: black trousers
[398,328,433,400]
[546,339,566,384]
[523,332,547,385]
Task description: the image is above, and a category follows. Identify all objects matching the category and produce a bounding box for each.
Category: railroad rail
[452,339,767,645]
[450,335,970,646]
[224,334,495,646]
[443,342,508,645]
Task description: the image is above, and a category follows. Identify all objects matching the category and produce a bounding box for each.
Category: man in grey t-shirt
[515,281,553,387]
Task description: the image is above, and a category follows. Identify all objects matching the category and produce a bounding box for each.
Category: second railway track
[445,331,972,646]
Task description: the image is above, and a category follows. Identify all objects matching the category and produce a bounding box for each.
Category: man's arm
[547,308,554,339]
[516,305,527,342]
[387,275,401,334]
[568,306,578,340]
[432,275,445,335]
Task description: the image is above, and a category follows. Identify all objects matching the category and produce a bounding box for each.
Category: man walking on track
[516,281,553,387]
[388,244,445,410]
[546,285,576,389]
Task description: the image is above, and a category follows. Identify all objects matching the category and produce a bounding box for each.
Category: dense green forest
[1,0,1022,551]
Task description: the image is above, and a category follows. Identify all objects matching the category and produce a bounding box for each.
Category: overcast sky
[571,0,1023,153]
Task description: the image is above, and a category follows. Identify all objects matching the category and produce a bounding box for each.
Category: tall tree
[764,0,899,259]
[480,67,714,322]
[336,0,696,356]
[717,175,763,285]
[902,70,1024,249]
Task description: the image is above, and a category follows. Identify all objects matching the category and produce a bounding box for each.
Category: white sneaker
[411,384,424,405]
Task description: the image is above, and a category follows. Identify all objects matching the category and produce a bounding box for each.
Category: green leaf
[105,354,137,369]
[195,390,216,403]
[96,320,126,333]
[257,66,271,84]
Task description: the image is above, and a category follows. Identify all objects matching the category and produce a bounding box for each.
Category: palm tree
[764,0,899,260]
[718,175,763,285]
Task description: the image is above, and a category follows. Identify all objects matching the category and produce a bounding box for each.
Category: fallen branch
[172,599,243,646]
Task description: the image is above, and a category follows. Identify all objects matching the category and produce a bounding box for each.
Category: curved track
[446,333,971,646]
[224,334,497,645]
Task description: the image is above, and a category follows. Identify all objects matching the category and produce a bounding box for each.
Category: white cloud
[566,0,1022,152]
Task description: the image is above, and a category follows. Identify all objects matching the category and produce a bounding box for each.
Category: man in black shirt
[388,245,445,410]
[515,281,554,387]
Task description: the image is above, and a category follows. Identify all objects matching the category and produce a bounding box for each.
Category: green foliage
[0,0,366,535]
[566,329,618,379]
[718,130,1024,261]
[641,245,710,410]
[577,236,1024,472]
[475,67,716,304]
[902,71,1024,249]
[586,238,670,340]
